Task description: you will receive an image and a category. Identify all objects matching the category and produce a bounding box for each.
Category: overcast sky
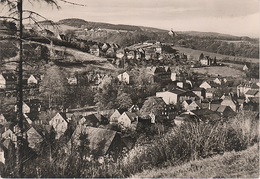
[1,0,259,37]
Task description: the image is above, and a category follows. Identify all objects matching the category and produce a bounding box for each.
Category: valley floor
[132,144,259,178]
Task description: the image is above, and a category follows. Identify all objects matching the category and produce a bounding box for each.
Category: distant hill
[21,18,260,59]
[176,31,237,38]
[58,18,142,31]
[57,18,244,39]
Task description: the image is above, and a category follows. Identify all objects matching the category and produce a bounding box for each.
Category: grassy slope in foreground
[174,46,259,64]
[132,144,259,178]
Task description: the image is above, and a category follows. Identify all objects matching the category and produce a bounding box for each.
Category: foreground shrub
[225,111,259,151]
[9,112,258,178]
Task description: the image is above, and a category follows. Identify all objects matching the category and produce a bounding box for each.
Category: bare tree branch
[0,15,18,20]
[58,0,87,7]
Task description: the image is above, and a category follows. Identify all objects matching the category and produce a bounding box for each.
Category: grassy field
[1,39,117,73]
[132,144,259,178]
[191,66,246,78]
[174,46,259,64]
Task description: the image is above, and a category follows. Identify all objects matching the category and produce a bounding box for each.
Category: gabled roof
[71,126,119,155]
[27,124,54,138]
[216,105,229,113]
[24,99,41,109]
[1,73,17,81]
[192,87,204,91]
[169,87,187,95]
[1,112,16,123]
[52,112,68,123]
[245,90,259,96]
[191,109,221,123]
[221,95,237,104]
[180,91,198,98]
[210,104,236,117]
[251,83,259,89]
[24,112,39,122]
[58,112,67,120]
[86,113,107,122]
[147,96,166,105]
[123,112,138,122]
[117,108,128,114]
[183,99,193,105]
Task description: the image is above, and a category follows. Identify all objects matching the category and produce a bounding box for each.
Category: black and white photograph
[0,0,259,178]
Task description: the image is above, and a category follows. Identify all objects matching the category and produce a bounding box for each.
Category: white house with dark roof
[221,96,239,112]
[156,88,198,105]
[182,100,200,111]
[243,65,249,71]
[117,111,138,128]
[199,81,212,89]
[206,88,217,99]
[117,72,131,84]
[192,87,206,99]
[49,112,69,139]
[109,109,127,124]
[14,101,31,114]
[213,77,222,85]
[0,73,17,89]
[237,82,259,97]
[27,74,40,85]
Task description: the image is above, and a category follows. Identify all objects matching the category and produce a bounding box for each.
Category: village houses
[245,90,259,102]
[192,87,206,99]
[182,100,200,111]
[0,73,17,89]
[156,87,198,105]
[26,125,55,150]
[49,112,69,139]
[117,111,138,129]
[221,95,239,112]
[68,126,122,159]
[28,74,39,84]
[146,66,172,83]
[117,72,132,84]
[109,109,126,124]
[237,81,259,97]
[243,64,249,71]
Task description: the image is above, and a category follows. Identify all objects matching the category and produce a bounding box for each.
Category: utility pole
[16,0,23,177]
